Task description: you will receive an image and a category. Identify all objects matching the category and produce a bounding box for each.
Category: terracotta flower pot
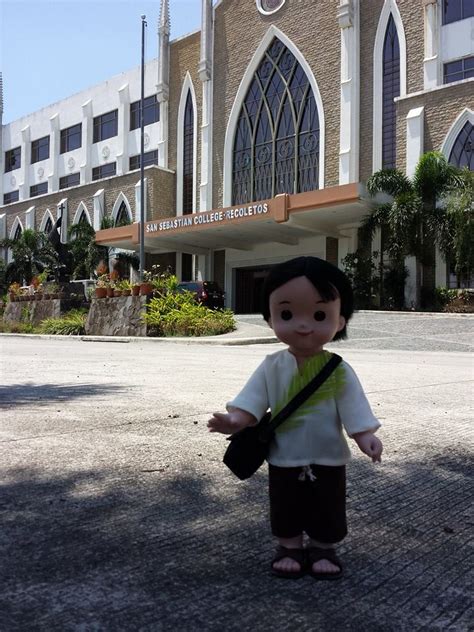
[132,285,140,296]
[122,289,131,296]
[106,287,115,298]
[113,289,122,297]
[140,282,154,296]
[95,287,107,299]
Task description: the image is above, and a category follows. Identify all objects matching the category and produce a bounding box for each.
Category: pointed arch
[39,209,55,233]
[72,201,92,226]
[111,192,132,225]
[10,216,24,240]
[176,72,198,216]
[223,26,325,205]
[372,0,407,172]
[441,108,474,170]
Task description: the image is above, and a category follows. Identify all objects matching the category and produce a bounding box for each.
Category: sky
[0,0,202,124]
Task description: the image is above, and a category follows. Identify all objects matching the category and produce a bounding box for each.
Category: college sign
[146,202,271,234]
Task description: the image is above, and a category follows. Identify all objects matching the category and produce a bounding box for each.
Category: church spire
[157,0,170,102]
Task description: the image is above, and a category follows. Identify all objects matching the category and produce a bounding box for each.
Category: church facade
[1,0,473,311]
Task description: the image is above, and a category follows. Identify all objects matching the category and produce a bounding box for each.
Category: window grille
[232,37,319,205]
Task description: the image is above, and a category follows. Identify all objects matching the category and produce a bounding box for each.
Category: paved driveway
[0,314,473,631]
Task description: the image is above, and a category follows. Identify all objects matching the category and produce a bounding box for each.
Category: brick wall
[2,167,176,236]
[169,32,202,212]
[212,0,342,207]
[396,81,474,169]
[359,0,425,182]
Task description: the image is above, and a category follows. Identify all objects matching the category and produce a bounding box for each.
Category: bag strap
[259,353,342,441]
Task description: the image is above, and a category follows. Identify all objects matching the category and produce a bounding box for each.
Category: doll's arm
[207,408,257,434]
[352,430,383,462]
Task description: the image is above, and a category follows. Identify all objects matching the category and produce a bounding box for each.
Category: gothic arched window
[44,217,53,234]
[13,224,22,240]
[382,15,400,169]
[115,201,131,226]
[232,37,320,205]
[449,121,474,170]
[182,91,194,215]
[78,210,89,225]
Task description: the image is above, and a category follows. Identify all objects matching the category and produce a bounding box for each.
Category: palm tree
[0,228,59,285]
[363,151,464,307]
[67,216,139,279]
[439,168,474,288]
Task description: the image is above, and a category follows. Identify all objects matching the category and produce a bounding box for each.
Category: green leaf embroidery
[274,351,346,434]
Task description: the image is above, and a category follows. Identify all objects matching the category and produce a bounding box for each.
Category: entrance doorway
[235,265,273,314]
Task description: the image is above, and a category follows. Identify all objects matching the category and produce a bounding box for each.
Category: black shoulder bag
[223,353,342,480]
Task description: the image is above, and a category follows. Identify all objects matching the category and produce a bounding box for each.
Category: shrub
[144,291,235,337]
[39,309,87,335]
[0,320,36,334]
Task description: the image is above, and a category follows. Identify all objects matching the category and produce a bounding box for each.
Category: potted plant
[119,279,132,296]
[132,282,140,296]
[8,282,21,302]
[95,273,109,299]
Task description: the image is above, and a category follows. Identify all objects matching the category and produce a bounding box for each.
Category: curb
[0,332,279,345]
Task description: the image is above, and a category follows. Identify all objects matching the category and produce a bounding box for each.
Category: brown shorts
[268,463,347,543]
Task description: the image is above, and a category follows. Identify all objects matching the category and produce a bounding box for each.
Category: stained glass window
[449,121,474,170]
[232,37,319,204]
[382,15,400,170]
[183,92,194,215]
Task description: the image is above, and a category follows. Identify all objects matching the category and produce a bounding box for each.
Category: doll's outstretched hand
[207,409,257,435]
[353,430,383,462]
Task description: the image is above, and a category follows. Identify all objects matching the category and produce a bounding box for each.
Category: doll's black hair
[261,256,354,341]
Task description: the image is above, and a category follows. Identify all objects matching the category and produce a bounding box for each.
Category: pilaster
[25,205,35,230]
[117,84,130,176]
[20,125,31,200]
[338,0,360,185]
[81,99,93,184]
[423,0,441,89]
[93,188,105,231]
[49,113,60,193]
[199,0,214,211]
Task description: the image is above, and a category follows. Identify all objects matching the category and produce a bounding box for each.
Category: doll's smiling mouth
[296,331,313,336]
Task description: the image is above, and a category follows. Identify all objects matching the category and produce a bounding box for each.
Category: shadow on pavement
[1,446,472,631]
[0,382,124,409]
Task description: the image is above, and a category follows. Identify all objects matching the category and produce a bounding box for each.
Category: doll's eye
[281,310,293,321]
[314,311,326,321]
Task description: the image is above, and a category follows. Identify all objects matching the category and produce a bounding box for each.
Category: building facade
[1,0,473,311]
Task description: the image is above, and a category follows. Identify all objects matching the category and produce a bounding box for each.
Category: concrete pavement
[0,312,473,631]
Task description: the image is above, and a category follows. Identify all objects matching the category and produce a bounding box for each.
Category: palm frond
[413,151,464,203]
[367,169,413,197]
[360,203,391,238]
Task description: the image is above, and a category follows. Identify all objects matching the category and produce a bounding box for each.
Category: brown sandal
[271,546,306,579]
[307,547,343,580]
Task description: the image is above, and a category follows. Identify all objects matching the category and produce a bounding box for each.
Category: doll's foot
[271,546,306,579]
[307,547,343,580]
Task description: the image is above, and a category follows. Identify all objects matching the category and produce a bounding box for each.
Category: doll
[208,256,383,580]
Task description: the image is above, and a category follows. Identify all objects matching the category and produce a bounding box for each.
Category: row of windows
[3,151,159,204]
[444,56,474,83]
[443,0,474,24]
[4,96,159,173]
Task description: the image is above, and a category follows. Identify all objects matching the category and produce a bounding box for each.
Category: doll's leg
[269,465,305,575]
[304,464,347,577]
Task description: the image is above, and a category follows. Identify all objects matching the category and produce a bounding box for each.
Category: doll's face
[268,276,345,358]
